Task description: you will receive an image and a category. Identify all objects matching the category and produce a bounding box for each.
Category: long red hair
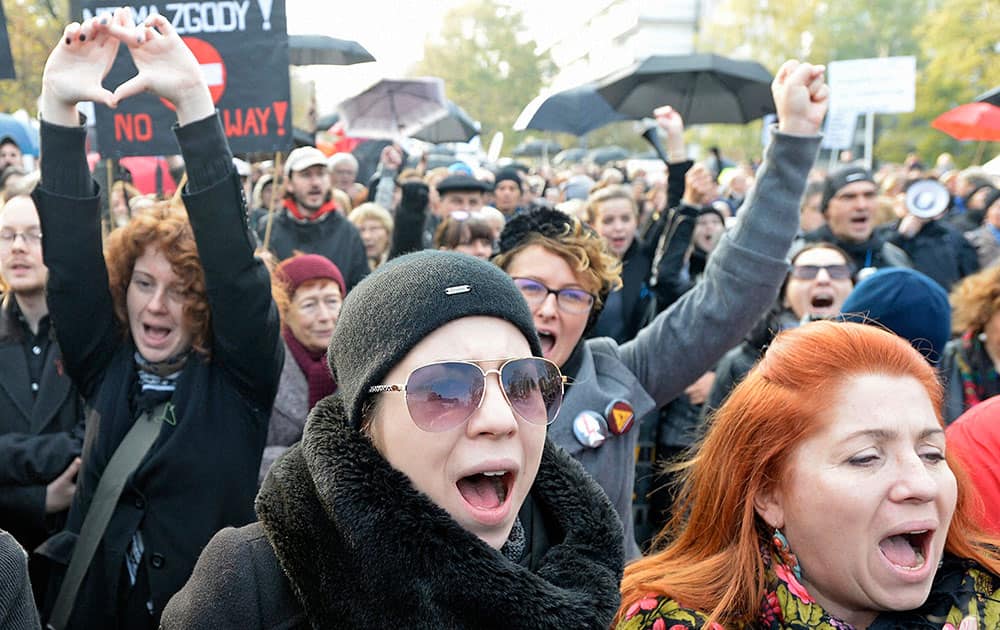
[619,321,1000,625]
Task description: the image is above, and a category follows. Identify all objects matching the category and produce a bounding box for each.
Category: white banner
[822,109,858,150]
[828,56,916,114]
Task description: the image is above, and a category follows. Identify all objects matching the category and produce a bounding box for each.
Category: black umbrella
[512,139,562,158]
[587,145,629,165]
[288,35,375,66]
[596,53,775,124]
[552,148,589,166]
[514,84,628,136]
[413,101,480,144]
[976,86,1000,107]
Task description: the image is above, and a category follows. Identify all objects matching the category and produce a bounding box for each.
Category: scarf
[282,328,336,409]
[283,197,338,222]
[256,395,624,628]
[954,329,1000,411]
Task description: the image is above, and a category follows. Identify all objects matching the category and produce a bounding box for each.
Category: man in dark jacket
[0,194,84,598]
[798,165,911,277]
[257,146,369,291]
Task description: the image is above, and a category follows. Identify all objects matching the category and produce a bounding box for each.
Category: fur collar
[256,395,624,628]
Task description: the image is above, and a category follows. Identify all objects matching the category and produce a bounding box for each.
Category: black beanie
[821,165,875,212]
[328,250,542,428]
[494,169,523,191]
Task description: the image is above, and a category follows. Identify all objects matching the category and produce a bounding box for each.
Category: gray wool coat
[258,341,309,485]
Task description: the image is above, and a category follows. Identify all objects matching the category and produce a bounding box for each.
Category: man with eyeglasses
[798,165,910,278]
[0,194,84,598]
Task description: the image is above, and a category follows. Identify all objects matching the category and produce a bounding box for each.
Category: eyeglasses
[368,357,566,432]
[512,277,595,314]
[790,264,853,280]
[0,229,42,247]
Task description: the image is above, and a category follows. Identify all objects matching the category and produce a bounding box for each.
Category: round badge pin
[605,399,635,435]
[572,410,608,448]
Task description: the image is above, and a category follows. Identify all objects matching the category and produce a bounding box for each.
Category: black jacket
[800,224,912,274]
[33,114,283,628]
[162,396,625,629]
[258,206,369,291]
[879,219,979,290]
[0,298,84,553]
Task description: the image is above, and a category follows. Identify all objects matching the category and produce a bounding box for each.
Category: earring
[772,528,802,582]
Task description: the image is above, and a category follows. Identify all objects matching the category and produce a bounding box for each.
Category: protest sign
[77,1,291,156]
[827,57,916,115]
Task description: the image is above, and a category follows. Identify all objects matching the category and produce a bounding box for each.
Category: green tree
[1,0,66,114]
[411,0,554,154]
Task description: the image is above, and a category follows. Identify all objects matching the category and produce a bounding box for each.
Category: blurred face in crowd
[826,181,878,244]
[784,247,854,320]
[693,212,724,253]
[331,162,358,192]
[287,165,331,214]
[494,180,521,213]
[286,279,342,353]
[0,196,47,296]
[504,244,594,368]
[368,317,545,550]
[0,141,22,170]
[756,373,956,630]
[127,247,194,363]
[110,188,130,227]
[593,197,637,258]
[358,219,390,260]
[800,192,825,233]
[440,190,484,216]
[259,181,274,210]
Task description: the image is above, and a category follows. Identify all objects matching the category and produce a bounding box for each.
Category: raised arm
[620,60,828,404]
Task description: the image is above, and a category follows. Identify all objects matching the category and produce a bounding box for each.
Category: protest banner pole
[261,151,283,251]
[863,112,874,172]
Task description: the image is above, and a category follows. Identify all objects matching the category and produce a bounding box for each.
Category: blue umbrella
[413,101,480,144]
[0,114,39,156]
[514,84,629,137]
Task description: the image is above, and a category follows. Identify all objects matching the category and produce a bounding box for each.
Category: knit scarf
[282,328,336,409]
[954,329,1000,411]
[283,197,338,222]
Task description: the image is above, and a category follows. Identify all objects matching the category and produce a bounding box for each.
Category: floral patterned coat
[618,550,1000,630]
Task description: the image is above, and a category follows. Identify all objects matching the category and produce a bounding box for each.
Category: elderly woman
[433,211,495,260]
[259,254,345,483]
[33,12,281,627]
[347,202,392,270]
[161,251,624,627]
[619,321,1000,629]
[492,60,828,557]
[941,264,1000,423]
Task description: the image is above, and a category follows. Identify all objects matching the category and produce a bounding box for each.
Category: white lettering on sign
[84,2,252,34]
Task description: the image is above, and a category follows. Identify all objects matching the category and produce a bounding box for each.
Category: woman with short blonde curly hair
[941,265,1000,422]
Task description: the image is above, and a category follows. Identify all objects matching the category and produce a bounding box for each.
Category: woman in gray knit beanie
[164,249,625,628]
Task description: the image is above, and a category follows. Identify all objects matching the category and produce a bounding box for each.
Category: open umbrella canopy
[287,35,375,66]
[932,102,1000,142]
[337,77,449,141]
[0,113,39,156]
[512,139,562,158]
[553,147,589,166]
[587,145,629,165]
[976,86,1000,108]
[514,84,628,136]
[413,101,480,144]
[596,53,775,124]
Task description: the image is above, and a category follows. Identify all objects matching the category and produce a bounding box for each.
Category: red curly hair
[619,321,1000,626]
[104,202,211,357]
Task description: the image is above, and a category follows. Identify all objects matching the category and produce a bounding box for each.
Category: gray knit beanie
[329,250,542,428]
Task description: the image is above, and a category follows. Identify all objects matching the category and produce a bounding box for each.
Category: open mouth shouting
[456,465,517,526]
[808,291,839,316]
[878,526,935,582]
[536,328,556,357]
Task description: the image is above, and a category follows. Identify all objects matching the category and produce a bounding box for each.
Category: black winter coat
[162,396,625,629]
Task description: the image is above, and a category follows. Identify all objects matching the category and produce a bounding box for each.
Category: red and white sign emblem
[161,37,227,110]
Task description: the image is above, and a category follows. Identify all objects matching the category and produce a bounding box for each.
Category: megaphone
[640,121,670,166]
[905,179,950,219]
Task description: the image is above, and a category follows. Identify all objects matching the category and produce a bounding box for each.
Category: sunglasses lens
[405,362,484,432]
[828,265,852,279]
[501,358,564,425]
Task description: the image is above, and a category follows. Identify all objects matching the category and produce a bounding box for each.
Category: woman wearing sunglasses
[492,60,829,559]
[162,250,624,628]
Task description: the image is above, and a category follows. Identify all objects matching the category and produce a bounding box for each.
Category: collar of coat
[255,395,624,628]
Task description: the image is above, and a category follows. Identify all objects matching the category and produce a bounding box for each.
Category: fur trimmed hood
[256,395,624,628]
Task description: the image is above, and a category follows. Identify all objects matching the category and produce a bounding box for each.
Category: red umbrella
[931,102,1000,142]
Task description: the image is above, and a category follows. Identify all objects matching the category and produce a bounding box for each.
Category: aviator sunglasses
[790,264,853,280]
[368,357,567,432]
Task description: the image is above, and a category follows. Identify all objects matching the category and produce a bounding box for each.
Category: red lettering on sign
[114,113,154,142]
[223,109,244,136]
[222,106,285,138]
[253,108,271,135]
[272,101,287,136]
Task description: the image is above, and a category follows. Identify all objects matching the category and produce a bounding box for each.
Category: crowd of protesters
[0,7,999,629]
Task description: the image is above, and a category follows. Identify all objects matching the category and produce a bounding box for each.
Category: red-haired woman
[619,321,1000,629]
[33,10,281,628]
